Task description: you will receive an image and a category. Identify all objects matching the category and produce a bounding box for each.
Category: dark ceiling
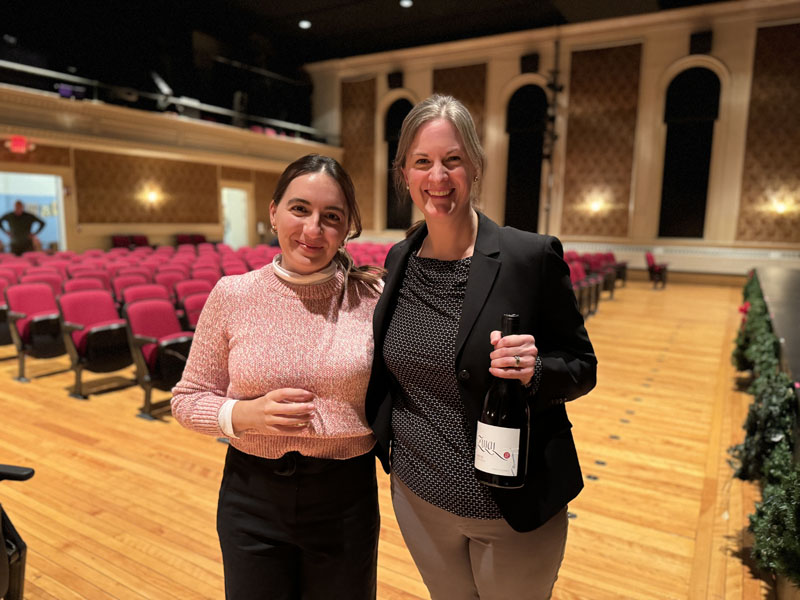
[1,0,726,128]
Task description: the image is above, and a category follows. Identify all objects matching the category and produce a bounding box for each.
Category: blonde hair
[392,94,486,205]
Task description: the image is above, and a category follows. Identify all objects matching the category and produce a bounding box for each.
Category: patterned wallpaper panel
[74,150,218,223]
[220,166,253,182]
[254,170,281,227]
[433,64,487,140]
[341,78,376,229]
[561,44,641,237]
[0,143,70,166]
[736,24,800,243]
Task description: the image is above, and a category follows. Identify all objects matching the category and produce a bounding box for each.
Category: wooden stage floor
[0,280,772,599]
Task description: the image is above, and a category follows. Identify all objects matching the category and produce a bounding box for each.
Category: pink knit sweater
[171,265,380,460]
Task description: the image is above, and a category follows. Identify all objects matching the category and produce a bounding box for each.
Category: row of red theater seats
[0,240,392,269]
[0,281,202,416]
[565,251,628,318]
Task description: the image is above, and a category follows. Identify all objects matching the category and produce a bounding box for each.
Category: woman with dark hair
[172,154,384,599]
[367,95,597,599]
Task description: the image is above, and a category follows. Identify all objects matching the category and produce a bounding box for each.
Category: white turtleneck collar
[271,254,338,285]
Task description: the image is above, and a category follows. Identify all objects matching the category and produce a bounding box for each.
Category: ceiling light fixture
[400,0,413,7]
[299,20,312,29]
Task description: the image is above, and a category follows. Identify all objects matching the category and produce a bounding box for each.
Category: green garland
[729,370,796,482]
[750,440,800,586]
[729,270,800,585]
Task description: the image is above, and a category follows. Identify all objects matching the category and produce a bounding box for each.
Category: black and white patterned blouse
[383,253,503,519]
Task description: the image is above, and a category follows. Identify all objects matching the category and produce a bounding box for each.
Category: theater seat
[125,299,193,417]
[58,290,134,399]
[174,279,213,307]
[645,252,668,289]
[1,463,34,600]
[181,291,210,330]
[0,276,12,346]
[4,282,66,381]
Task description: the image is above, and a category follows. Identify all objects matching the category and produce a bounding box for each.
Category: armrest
[88,322,126,334]
[8,310,26,322]
[62,321,86,332]
[0,464,35,482]
[163,348,189,361]
[32,312,60,323]
[133,334,159,346]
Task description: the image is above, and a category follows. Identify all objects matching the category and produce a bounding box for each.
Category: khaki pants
[391,475,568,600]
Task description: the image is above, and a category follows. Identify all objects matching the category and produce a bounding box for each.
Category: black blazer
[366,212,597,532]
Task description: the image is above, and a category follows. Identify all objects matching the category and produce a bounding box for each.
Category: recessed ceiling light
[299,20,312,29]
[400,0,413,7]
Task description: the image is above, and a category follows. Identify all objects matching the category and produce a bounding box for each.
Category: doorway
[221,186,252,250]
[0,171,66,251]
[504,85,547,233]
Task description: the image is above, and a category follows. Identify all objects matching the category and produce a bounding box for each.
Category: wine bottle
[474,313,530,489]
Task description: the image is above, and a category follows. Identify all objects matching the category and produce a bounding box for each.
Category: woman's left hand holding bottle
[488,331,538,385]
[231,388,316,435]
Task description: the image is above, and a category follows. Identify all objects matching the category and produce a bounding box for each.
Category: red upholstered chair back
[645,252,655,268]
[0,267,18,284]
[59,290,121,348]
[0,276,9,303]
[38,259,70,279]
[24,266,61,278]
[157,265,190,279]
[111,235,131,248]
[63,277,104,293]
[123,284,171,305]
[70,269,111,290]
[1,262,28,279]
[117,267,152,282]
[175,279,213,304]
[154,271,183,293]
[126,299,182,340]
[192,268,221,287]
[19,273,62,297]
[6,282,58,314]
[182,291,210,328]
[60,290,119,325]
[222,264,248,276]
[112,275,148,300]
[4,283,58,342]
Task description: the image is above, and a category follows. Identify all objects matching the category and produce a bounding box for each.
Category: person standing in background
[367,94,597,599]
[0,200,45,255]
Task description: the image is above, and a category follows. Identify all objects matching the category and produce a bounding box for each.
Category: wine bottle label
[474,422,520,476]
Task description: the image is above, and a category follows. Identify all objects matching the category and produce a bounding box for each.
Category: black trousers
[9,240,33,256]
[217,446,379,600]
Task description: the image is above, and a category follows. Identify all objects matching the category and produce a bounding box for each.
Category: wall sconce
[138,185,163,206]
[770,197,797,215]
[763,190,798,216]
[584,188,612,215]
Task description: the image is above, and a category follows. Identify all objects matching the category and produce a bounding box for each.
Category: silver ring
[514,355,521,367]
